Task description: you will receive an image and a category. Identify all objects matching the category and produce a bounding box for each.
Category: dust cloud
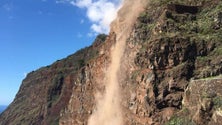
[88,0,148,125]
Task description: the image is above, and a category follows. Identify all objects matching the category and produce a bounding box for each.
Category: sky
[0,0,121,105]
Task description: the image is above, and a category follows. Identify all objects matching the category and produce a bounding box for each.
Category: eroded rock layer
[1,0,222,125]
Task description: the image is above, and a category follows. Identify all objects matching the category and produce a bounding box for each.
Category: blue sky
[0,0,121,105]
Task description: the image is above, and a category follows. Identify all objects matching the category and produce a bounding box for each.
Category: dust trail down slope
[88,0,149,125]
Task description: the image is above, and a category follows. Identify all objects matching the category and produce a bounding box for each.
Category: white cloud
[56,0,122,34]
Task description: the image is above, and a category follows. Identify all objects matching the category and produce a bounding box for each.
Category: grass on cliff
[165,116,195,125]
[136,12,156,42]
[212,47,222,56]
[150,0,212,6]
[213,96,222,109]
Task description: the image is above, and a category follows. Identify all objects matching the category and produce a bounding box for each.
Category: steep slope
[1,0,222,125]
[0,34,107,125]
[121,0,222,124]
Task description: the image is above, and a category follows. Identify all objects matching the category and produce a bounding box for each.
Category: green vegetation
[150,0,211,6]
[196,56,209,63]
[95,33,107,42]
[149,0,222,43]
[194,2,222,43]
[166,116,183,125]
[211,47,222,56]
[213,96,222,109]
[165,116,195,125]
[136,11,156,42]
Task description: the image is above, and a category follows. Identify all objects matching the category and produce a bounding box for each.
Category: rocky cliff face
[1,0,222,125]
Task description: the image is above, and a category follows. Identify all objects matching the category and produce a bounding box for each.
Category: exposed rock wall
[0,34,109,125]
[1,0,222,125]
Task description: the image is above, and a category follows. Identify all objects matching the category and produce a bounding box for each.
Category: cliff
[1,0,222,125]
